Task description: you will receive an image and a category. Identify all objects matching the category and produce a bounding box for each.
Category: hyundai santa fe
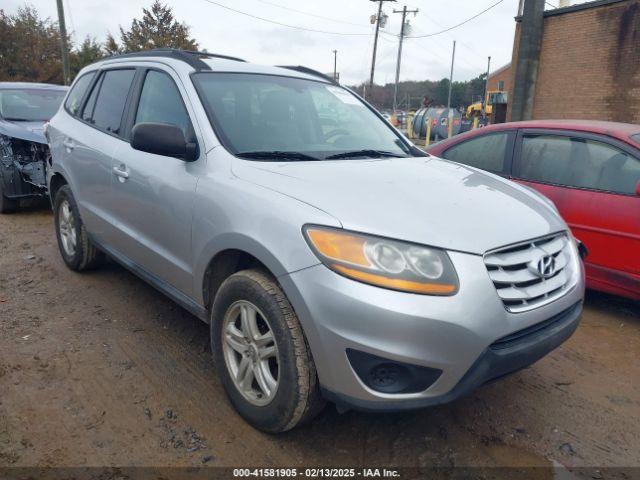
[46,49,585,433]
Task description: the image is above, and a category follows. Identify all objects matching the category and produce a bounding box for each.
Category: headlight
[303,225,459,295]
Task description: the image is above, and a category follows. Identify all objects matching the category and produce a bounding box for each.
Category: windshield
[0,88,66,122]
[193,73,411,160]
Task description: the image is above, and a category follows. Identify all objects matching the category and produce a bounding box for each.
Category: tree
[0,6,65,83]
[110,1,198,53]
[349,72,489,112]
[104,33,121,56]
[70,36,104,76]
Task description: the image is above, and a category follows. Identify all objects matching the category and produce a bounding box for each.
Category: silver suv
[47,49,585,432]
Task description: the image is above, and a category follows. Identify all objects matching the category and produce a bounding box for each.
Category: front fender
[191,174,340,306]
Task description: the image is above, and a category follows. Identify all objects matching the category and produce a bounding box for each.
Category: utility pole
[446,40,456,138]
[55,0,71,85]
[511,0,545,121]
[483,56,491,113]
[333,50,338,82]
[446,40,456,110]
[392,5,418,112]
[369,0,395,89]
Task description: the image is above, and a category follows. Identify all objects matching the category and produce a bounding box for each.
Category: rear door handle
[62,139,75,150]
[112,165,130,181]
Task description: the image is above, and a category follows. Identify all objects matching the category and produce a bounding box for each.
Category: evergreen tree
[111,1,198,53]
[70,36,104,76]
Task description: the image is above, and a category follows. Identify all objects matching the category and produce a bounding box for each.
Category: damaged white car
[0,82,67,213]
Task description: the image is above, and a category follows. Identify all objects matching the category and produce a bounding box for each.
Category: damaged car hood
[0,119,47,144]
[232,156,567,255]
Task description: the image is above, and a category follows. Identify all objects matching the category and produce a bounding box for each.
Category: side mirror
[131,123,198,161]
[577,240,588,260]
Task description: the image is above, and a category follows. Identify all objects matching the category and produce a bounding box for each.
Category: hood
[232,156,567,255]
[0,119,47,144]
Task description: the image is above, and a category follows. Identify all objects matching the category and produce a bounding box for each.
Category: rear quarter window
[64,72,96,116]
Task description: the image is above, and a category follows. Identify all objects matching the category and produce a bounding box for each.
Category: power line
[254,0,370,27]
[406,0,506,38]
[200,0,373,36]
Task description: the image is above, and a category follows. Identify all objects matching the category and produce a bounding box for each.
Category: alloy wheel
[221,300,280,406]
[58,199,77,257]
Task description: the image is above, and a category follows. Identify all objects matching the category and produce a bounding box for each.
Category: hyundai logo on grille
[536,255,557,279]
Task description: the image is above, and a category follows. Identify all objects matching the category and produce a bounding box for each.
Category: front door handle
[62,139,75,151]
[113,165,130,181]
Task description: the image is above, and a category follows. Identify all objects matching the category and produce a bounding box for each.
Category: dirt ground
[1,205,639,472]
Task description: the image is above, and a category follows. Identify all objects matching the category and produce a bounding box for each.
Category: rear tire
[54,185,104,271]
[0,181,18,214]
[211,269,325,433]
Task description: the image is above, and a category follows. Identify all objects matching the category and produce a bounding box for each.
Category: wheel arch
[198,234,293,311]
[48,172,69,204]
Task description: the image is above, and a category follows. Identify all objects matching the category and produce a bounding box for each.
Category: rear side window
[64,72,95,116]
[519,134,640,195]
[135,70,192,135]
[443,133,509,173]
[82,74,102,122]
[88,69,135,135]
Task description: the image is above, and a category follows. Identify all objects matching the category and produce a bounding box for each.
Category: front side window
[135,70,192,135]
[193,73,410,160]
[519,134,640,195]
[0,88,66,122]
[88,69,135,135]
[443,133,509,173]
[65,72,95,116]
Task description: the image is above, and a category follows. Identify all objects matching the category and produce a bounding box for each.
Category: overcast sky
[4,0,590,85]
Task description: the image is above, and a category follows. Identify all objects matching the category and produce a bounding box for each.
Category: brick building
[507,0,640,123]
[487,63,512,94]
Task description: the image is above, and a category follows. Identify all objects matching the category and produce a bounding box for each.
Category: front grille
[484,233,577,313]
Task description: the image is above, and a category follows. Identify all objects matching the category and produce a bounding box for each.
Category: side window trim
[120,68,146,141]
[513,128,640,196]
[441,130,516,176]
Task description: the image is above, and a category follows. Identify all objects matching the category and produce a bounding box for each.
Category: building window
[498,80,505,91]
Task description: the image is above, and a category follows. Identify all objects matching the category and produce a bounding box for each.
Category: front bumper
[279,248,585,411]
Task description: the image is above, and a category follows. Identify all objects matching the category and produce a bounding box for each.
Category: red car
[427,120,640,301]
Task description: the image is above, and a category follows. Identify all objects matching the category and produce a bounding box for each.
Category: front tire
[211,269,325,433]
[54,185,104,271]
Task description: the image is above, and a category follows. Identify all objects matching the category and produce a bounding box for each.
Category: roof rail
[276,65,338,85]
[105,48,246,71]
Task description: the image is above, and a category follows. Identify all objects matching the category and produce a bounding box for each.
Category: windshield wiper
[3,117,32,122]
[324,149,407,160]
[237,150,321,161]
